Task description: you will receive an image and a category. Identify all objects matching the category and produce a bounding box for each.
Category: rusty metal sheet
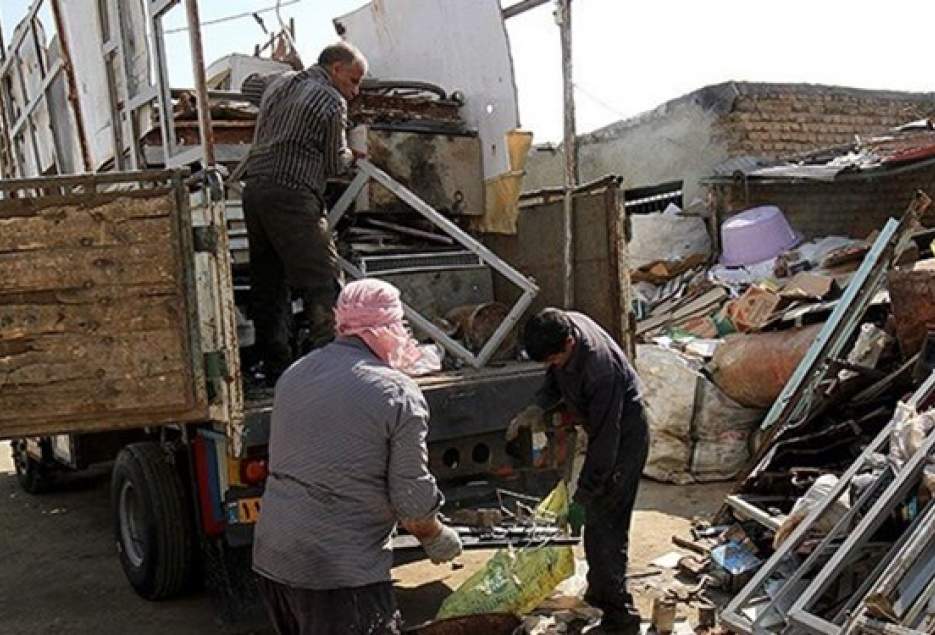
[352,126,485,216]
[888,258,935,358]
[334,0,520,181]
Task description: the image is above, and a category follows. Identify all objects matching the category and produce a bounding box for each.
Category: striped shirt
[242,65,353,196]
[253,337,444,590]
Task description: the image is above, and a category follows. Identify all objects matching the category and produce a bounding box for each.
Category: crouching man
[514,308,649,635]
[253,279,462,635]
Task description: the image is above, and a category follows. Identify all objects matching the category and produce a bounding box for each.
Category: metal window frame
[144,0,216,169]
[0,1,74,178]
[720,370,935,635]
[98,0,154,170]
[787,415,935,633]
[328,159,539,369]
[843,501,935,633]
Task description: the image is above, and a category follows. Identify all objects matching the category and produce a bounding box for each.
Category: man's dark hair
[523,308,573,362]
[318,41,365,68]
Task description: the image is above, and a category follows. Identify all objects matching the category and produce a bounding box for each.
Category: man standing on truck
[511,308,648,635]
[241,42,368,384]
[253,279,462,634]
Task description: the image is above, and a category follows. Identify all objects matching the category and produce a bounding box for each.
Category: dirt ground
[0,444,732,634]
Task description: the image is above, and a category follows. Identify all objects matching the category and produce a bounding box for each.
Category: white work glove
[505,405,545,441]
[421,524,462,564]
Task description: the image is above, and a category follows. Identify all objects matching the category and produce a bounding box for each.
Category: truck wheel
[12,439,54,494]
[112,442,197,600]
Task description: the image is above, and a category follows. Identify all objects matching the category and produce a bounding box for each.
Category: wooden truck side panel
[0,170,212,438]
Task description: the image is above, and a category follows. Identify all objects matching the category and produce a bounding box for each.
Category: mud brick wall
[711,163,935,240]
[716,85,935,158]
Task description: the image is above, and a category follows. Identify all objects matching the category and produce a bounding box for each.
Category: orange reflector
[241,459,268,485]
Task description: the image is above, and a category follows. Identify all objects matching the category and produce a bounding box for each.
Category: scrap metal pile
[629,189,935,633]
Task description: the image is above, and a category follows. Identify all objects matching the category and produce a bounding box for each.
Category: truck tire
[112,442,197,600]
[12,439,55,494]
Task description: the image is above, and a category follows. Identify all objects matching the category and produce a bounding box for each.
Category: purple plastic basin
[719,205,800,266]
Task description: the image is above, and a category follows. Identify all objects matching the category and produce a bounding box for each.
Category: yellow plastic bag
[436,481,575,619]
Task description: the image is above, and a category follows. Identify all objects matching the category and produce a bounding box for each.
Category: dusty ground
[0,444,731,634]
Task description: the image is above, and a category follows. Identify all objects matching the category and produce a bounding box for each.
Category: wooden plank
[0,404,211,441]
[0,329,189,386]
[0,188,175,218]
[0,294,180,339]
[0,331,195,427]
[0,242,179,293]
[0,211,172,252]
[0,283,177,305]
[0,168,181,192]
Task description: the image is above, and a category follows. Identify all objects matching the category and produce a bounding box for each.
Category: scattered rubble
[626,173,935,633]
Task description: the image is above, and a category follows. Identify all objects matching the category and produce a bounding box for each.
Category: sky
[3,0,935,143]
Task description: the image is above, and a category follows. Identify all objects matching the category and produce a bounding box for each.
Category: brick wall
[716,85,935,158]
[712,163,935,241]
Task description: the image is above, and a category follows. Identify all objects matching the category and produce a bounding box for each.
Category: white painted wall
[334,0,520,180]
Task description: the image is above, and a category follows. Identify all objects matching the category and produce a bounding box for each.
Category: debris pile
[632,192,935,490]
[632,186,935,633]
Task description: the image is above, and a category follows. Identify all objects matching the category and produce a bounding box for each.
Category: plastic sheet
[436,482,575,619]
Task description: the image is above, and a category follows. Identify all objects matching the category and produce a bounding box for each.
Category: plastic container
[719,205,800,266]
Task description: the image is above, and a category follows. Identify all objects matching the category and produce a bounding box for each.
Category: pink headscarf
[334,279,424,373]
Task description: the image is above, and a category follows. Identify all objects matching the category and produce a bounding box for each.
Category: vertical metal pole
[50,0,92,172]
[558,0,577,308]
[184,0,215,167]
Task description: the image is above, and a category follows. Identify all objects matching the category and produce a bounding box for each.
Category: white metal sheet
[334,0,520,180]
[59,1,112,168]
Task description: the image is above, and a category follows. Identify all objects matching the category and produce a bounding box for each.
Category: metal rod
[184,0,216,167]
[327,160,539,368]
[724,495,783,531]
[49,0,92,172]
[502,0,552,19]
[558,0,578,309]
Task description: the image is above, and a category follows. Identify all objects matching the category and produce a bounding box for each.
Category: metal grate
[360,250,482,275]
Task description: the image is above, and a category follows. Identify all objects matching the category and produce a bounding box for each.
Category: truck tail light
[241,458,268,485]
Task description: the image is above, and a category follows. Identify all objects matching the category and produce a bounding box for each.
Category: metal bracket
[203,351,228,380]
[328,159,539,369]
[193,226,220,254]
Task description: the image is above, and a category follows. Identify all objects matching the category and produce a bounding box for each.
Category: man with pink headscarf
[253,279,461,635]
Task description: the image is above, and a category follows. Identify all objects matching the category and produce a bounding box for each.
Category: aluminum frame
[0,0,85,178]
[721,370,935,635]
[843,502,935,633]
[788,415,935,633]
[328,159,539,368]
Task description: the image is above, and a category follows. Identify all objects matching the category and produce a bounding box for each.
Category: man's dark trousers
[243,178,340,378]
[256,575,401,635]
[582,412,650,631]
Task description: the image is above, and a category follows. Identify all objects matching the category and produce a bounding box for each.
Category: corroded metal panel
[353,127,485,216]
